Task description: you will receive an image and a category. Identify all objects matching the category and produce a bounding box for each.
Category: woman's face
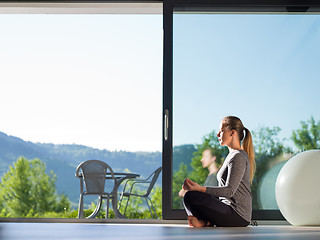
[217,122,232,146]
[201,149,216,168]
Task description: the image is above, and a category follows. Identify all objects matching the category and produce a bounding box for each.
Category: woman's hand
[183,178,206,193]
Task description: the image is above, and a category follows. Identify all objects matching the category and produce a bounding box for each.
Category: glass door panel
[0,13,162,218]
[173,13,320,210]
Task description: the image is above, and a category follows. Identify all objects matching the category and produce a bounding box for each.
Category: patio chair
[75,160,116,218]
[118,166,162,219]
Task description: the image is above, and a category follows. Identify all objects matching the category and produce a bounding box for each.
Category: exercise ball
[275,150,320,226]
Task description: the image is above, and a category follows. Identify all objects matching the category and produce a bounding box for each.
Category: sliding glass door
[172,11,320,212]
[163,0,320,220]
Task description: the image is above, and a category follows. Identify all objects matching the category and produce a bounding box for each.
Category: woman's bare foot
[187,216,207,228]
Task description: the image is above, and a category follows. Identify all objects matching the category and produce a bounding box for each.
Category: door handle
[164,109,169,141]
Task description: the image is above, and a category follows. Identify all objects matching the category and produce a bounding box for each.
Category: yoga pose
[183,116,255,227]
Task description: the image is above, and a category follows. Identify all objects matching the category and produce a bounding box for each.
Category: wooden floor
[1,222,320,240]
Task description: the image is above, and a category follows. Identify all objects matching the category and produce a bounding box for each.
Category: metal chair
[75,160,116,218]
[118,167,162,219]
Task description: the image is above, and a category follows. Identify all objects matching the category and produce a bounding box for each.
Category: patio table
[107,172,140,218]
[78,172,140,219]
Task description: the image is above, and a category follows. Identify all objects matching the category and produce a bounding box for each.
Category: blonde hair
[222,116,256,183]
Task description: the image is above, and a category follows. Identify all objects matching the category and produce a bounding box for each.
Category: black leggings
[183,191,250,227]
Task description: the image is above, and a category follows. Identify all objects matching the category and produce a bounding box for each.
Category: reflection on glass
[172,13,320,210]
[258,161,287,209]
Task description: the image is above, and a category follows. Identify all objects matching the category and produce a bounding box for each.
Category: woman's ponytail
[242,127,255,183]
[223,116,256,183]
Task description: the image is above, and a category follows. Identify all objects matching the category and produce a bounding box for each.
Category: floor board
[1,223,320,240]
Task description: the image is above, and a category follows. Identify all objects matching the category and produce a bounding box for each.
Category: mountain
[0,131,197,206]
[0,131,162,205]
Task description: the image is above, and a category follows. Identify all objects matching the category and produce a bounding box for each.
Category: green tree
[0,157,70,217]
[29,158,58,214]
[291,116,320,151]
[172,163,188,209]
[54,193,71,213]
[0,157,33,217]
[254,126,286,157]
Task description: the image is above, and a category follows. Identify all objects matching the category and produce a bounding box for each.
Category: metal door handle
[164,109,169,141]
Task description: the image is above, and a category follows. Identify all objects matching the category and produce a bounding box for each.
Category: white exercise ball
[275,150,320,226]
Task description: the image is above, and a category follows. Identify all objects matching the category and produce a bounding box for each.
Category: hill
[0,131,162,205]
[0,131,197,206]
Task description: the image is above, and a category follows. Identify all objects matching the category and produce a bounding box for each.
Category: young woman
[183,116,255,227]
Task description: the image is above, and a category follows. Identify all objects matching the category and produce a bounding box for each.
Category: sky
[1,13,320,152]
[0,14,163,152]
[173,13,320,150]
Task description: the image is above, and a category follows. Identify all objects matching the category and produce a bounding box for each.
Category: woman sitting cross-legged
[183,116,255,227]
